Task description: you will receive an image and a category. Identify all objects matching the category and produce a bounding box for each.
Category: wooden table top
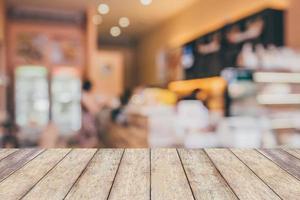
[0,149,300,200]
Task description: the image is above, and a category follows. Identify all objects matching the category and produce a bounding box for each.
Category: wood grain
[0,148,299,199]
[178,149,237,200]
[0,149,18,160]
[232,149,300,199]
[65,149,124,200]
[0,149,44,182]
[259,149,300,180]
[22,149,97,200]
[151,149,194,200]
[0,149,70,200]
[205,149,281,200]
[108,149,150,200]
[283,148,300,159]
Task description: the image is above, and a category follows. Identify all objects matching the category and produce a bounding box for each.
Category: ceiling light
[119,17,130,28]
[92,15,103,25]
[140,0,152,6]
[98,4,110,15]
[110,26,121,37]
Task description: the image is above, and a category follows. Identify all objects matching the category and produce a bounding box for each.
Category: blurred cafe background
[0,0,300,148]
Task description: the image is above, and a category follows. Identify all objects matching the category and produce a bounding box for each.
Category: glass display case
[15,66,49,128]
[51,67,81,136]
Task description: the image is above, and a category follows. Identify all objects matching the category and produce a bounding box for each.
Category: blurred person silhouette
[82,80,102,115]
[111,89,132,124]
[79,80,102,147]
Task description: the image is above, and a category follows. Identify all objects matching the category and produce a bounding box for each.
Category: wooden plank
[65,149,124,200]
[22,149,96,200]
[0,149,43,182]
[151,149,194,200]
[0,149,70,200]
[259,149,300,180]
[232,149,300,199]
[178,149,237,200]
[283,148,300,159]
[205,149,281,200]
[108,149,150,200]
[0,149,18,160]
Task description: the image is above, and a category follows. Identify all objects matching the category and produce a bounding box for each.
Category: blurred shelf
[254,72,300,83]
[257,94,300,105]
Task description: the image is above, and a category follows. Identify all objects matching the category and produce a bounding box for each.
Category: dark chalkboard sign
[183,9,284,80]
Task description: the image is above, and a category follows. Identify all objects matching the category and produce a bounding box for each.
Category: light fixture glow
[92,15,103,25]
[119,17,130,28]
[140,0,152,6]
[110,26,121,37]
[97,3,110,15]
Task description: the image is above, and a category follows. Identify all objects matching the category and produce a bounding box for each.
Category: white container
[217,117,262,148]
[184,132,219,148]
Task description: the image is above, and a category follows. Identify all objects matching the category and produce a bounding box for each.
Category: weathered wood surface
[0,149,18,160]
[205,149,281,200]
[259,148,300,180]
[0,148,299,200]
[109,149,150,200]
[0,149,70,200]
[178,149,237,200]
[0,149,43,182]
[65,149,123,200]
[22,149,96,200]
[232,149,300,199]
[151,149,194,200]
